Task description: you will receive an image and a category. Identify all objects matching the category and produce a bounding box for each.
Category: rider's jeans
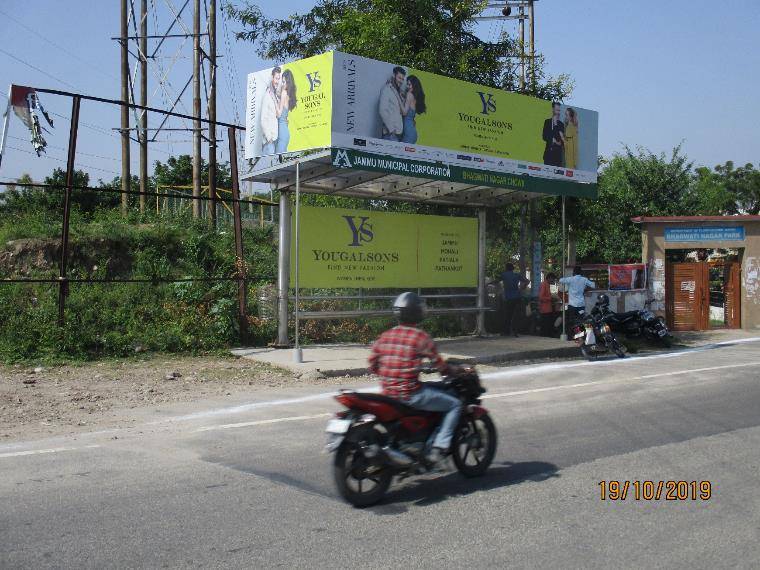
[406,386,462,450]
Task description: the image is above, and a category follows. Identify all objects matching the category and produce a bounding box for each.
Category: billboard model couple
[260,66,297,155]
[378,66,427,144]
[542,101,580,169]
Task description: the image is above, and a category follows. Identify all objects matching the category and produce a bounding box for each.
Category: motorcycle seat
[352,392,420,415]
[616,311,641,321]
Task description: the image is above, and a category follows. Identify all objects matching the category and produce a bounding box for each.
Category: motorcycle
[592,301,673,347]
[325,364,497,507]
[573,311,627,361]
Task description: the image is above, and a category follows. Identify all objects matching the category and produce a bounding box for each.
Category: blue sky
[1,0,758,184]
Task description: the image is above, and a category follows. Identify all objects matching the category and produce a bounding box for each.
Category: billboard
[244,52,333,158]
[292,206,478,288]
[245,51,598,186]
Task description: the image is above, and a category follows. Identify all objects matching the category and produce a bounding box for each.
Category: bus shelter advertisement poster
[245,51,598,185]
[330,51,598,183]
[292,206,478,289]
[244,52,333,159]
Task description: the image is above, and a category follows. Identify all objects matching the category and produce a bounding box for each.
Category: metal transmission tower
[475,1,536,92]
[115,0,218,221]
[475,2,539,280]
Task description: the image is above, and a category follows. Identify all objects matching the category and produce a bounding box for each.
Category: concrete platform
[232,335,578,377]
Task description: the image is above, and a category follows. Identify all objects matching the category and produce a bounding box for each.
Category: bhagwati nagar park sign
[246,51,599,197]
[292,206,478,288]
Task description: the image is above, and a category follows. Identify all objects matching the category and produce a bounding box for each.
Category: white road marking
[202,361,760,431]
[195,413,332,433]
[479,337,760,382]
[482,361,760,400]
[143,337,760,425]
[0,444,100,459]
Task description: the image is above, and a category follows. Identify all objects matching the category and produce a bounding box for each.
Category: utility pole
[120,0,131,215]
[192,0,202,218]
[208,0,218,228]
[518,3,525,91]
[529,0,536,92]
[139,0,148,212]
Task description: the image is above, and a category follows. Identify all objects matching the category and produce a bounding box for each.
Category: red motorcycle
[325,364,497,507]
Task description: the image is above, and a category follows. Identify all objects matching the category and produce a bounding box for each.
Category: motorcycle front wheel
[452,413,497,477]
[580,344,597,361]
[333,439,392,508]
[611,338,627,358]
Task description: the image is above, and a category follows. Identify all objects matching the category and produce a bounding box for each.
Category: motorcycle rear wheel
[452,414,497,477]
[333,440,392,508]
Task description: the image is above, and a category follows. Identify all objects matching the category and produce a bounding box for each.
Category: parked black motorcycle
[573,310,627,360]
[592,295,673,346]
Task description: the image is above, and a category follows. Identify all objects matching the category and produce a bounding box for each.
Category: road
[2,338,760,569]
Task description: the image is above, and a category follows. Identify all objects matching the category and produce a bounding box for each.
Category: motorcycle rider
[368,292,461,464]
[591,293,612,317]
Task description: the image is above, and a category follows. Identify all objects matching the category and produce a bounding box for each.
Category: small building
[634,216,760,331]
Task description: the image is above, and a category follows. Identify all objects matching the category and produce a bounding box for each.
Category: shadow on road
[370,460,559,514]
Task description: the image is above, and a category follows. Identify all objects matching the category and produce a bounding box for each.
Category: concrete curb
[278,345,582,378]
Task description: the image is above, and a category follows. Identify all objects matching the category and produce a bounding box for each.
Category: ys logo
[306,71,322,92]
[477,91,496,115]
[343,216,373,247]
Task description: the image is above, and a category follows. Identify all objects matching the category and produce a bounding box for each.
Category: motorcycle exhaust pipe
[382,446,414,467]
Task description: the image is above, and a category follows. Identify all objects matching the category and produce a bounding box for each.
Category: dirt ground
[0,355,370,442]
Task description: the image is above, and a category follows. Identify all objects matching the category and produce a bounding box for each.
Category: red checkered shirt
[368,325,449,399]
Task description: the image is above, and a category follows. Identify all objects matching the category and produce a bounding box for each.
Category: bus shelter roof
[241,150,591,208]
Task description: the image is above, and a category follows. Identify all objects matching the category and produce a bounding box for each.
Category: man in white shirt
[260,67,281,155]
[559,266,596,326]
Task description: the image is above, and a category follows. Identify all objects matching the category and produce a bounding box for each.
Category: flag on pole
[10,84,54,156]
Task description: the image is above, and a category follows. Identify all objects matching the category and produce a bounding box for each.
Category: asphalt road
[2,339,760,569]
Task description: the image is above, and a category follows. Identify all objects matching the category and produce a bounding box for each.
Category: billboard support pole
[477,207,487,336]
[560,195,568,341]
[277,189,292,347]
[293,161,303,363]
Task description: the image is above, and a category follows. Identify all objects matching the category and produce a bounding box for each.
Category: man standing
[260,66,281,155]
[378,66,405,141]
[538,272,559,337]
[499,263,530,337]
[542,102,565,166]
[559,266,596,329]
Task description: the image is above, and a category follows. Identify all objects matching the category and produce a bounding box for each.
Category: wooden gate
[666,262,709,331]
[724,262,742,328]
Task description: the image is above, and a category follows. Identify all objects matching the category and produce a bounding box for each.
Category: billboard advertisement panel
[244,52,333,158]
[330,52,598,184]
[246,51,598,186]
[292,206,478,288]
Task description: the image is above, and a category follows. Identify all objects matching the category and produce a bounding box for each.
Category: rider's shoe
[425,446,447,465]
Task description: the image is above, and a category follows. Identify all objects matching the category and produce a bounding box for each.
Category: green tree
[571,145,694,263]
[153,155,232,191]
[714,161,760,215]
[224,0,573,100]
[687,166,735,215]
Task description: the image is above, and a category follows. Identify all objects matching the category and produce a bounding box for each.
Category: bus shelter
[242,51,599,356]
[244,148,594,353]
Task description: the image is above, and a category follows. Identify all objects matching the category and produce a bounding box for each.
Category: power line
[0,47,79,90]
[0,7,118,82]
[5,144,121,176]
[8,135,121,162]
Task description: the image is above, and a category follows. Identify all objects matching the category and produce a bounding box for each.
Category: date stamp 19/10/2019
[599,480,712,501]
